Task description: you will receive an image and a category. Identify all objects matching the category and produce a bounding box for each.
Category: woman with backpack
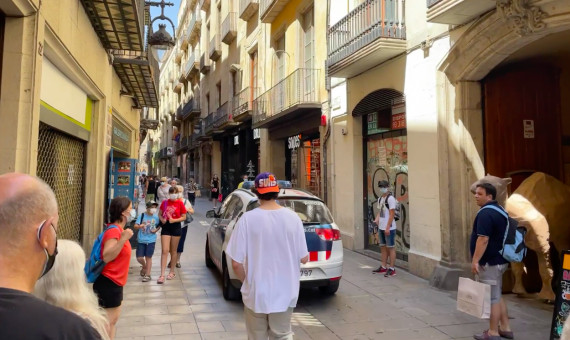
[92,196,134,339]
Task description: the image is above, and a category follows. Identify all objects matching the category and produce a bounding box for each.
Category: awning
[113,51,158,108]
[80,0,145,51]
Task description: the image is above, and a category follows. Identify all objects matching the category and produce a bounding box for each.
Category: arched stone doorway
[432,0,570,290]
[354,89,409,261]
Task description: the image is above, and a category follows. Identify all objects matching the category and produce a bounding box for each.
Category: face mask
[178,193,184,199]
[37,223,58,278]
[169,194,178,200]
[149,208,157,215]
[124,209,136,223]
[380,188,389,194]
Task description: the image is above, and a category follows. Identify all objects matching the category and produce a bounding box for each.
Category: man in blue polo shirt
[470,182,513,340]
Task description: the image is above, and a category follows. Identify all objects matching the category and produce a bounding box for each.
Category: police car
[205,183,343,300]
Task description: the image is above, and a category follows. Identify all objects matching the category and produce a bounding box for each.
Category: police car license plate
[300,269,312,277]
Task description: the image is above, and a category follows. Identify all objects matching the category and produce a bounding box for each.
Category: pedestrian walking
[372,180,397,277]
[134,201,160,282]
[226,172,309,340]
[211,174,220,208]
[175,185,194,268]
[187,177,197,206]
[157,186,187,284]
[237,174,249,189]
[146,175,157,203]
[35,240,110,340]
[470,182,513,340]
[93,196,134,339]
[0,173,101,339]
[157,177,170,205]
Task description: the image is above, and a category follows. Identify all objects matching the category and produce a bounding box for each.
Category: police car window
[246,201,260,211]
[277,199,333,224]
[230,199,244,220]
[219,195,235,218]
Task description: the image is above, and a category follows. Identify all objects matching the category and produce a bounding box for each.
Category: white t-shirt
[377,195,397,231]
[226,207,309,314]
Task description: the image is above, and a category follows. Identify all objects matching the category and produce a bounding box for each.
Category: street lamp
[146,0,176,59]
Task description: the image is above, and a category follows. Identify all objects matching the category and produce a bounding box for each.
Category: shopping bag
[195,190,201,198]
[457,277,491,319]
[218,193,223,202]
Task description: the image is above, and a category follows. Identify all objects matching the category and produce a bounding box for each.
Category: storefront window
[366,130,409,261]
[286,136,321,197]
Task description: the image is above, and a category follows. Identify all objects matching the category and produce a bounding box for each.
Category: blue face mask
[380,188,389,194]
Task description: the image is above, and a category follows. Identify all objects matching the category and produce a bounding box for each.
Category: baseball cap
[254,172,280,194]
[146,201,159,208]
[378,180,390,188]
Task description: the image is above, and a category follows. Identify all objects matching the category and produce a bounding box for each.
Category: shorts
[478,263,508,304]
[93,274,123,308]
[136,242,156,258]
[379,229,396,247]
[161,222,182,237]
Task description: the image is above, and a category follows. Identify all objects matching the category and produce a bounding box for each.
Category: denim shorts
[136,242,156,258]
[478,263,508,304]
[379,229,396,247]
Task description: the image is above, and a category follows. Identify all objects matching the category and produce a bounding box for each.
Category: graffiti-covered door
[365,132,410,261]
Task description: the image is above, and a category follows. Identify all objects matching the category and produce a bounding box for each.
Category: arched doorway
[354,89,409,261]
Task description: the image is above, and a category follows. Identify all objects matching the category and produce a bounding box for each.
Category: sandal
[140,267,146,277]
[176,262,181,268]
[157,275,165,284]
[142,275,152,282]
[167,272,176,280]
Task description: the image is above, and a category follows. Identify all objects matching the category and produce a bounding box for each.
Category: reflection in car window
[246,201,260,212]
[276,199,333,224]
[221,195,238,219]
[230,199,244,220]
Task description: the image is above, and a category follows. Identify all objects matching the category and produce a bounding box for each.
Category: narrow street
[115,197,552,340]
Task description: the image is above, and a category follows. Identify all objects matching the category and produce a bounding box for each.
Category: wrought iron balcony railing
[188,10,202,44]
[240,0,259,21]
[222,12,237,44]
[185,49,200,78]
[232,87,258,121]
[328,0,406,75]
[253,68,320,125]
[205,112,216,134]
[214,101,235,129]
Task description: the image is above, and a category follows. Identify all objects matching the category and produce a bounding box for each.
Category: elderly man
[0,173,100,339]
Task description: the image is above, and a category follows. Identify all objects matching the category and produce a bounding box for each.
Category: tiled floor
[115,196,553,340]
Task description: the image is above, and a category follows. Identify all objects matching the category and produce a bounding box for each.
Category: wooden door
[484,64,562,192]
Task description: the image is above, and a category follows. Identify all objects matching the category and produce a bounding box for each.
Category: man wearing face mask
[372,180,398,277]
[0,173,101,339]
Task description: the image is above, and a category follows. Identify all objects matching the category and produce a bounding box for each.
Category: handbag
[218,193,223,202]
[457,277,491,319]
[195,189,201,198]
[183,199,193,224]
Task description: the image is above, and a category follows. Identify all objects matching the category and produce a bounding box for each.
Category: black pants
[187,192,196,206]
[177,226,188,253]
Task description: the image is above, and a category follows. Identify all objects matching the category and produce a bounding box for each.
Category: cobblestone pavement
[116,196,552,340]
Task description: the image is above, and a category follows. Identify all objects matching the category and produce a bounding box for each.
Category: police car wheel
[205,239,214,269]
[222,262,241,301]
[318,280,340,295]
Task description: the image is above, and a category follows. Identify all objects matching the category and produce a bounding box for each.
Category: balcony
[232,87,258,122]
[185,50,200,79]
[178,98,201,120]
[240,0,259,21]
[327,0,406,78]
[200,0,210,11]
[200,52,211,74]
[192,120,209,143]
[209,35,221,61]
[222,12,237,45]
[173,82,183,94]
[427,0,496,25]
[205,112,216,134]
[188,10,202,45]
[253,68,321,128]
[176,136,192,153]
[214,101,238,130]
[259,0,288,23]
[175,50,183,65]
[160,147,170,159]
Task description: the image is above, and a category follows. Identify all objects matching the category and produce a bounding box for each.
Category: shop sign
[391,102,406,130]
[288,134,302,150]
[253,128,261,140]
[167,147,174,156]
[111,118,131,155]
[524,120,535,139]
[234,135,239,145]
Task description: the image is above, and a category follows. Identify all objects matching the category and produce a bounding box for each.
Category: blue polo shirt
[470,201,509,266]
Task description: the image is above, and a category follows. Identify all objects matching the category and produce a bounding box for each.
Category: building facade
[0,0,159,248]
[327,0,570,288]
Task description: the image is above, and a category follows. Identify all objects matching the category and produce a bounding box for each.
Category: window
[275,36,285,84]
[206,93,210,113]
[216,82,222,108]
[302,8,315,99]
[250,51,258,101]
[231,71,238,97]
[277,199,333,224]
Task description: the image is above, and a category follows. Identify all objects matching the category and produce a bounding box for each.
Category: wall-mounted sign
[253,128,261,140]
[391,102,406,130]
[167,147,174,156]
[111,118,131,155]
[234,135,239,146]
[524,120,535,139]
[288,134,302,150]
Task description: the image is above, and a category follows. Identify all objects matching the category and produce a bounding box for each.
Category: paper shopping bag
[457,277,491,319]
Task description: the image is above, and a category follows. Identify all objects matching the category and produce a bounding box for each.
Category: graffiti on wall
[366,135,410,257]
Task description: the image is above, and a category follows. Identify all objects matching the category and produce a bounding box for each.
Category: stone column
[430,79,485,290]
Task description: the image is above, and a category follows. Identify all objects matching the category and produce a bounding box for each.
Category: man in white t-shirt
[372,180,397,277]
[226,172,309,340]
